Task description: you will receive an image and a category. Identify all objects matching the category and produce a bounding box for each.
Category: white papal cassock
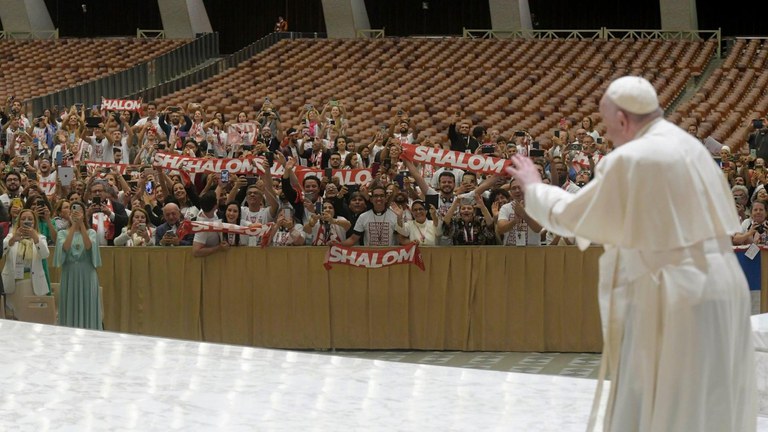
[525,118,757,432]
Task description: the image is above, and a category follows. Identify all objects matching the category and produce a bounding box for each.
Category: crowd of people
[0,94,756,326]
[725,114,768,247]
[7,96,755,253]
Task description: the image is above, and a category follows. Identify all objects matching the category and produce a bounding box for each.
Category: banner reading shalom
[152,152,266,175]
[176,220,273,247]
[399,144,512,176]
[323,243,425,271]
[83,161,137,176]
[101,97,143,112]
[271,164,373,186]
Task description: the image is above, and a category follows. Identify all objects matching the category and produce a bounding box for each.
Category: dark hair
[472,126,486,139]
[370,184,387,196]
[224,201,244,246]
[303,175,321,188]
[24,194,50,211]
[199,191,218,213]
[438,171,456,182]
[334,136,348,147]
[4,172,20,183]
[489,188,510,203]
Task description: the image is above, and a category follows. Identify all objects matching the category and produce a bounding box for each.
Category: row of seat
[0,38,186,101]
[674,40,768,149]
[155,38,715,145]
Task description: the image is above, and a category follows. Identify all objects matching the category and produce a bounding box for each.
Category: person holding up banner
[192,192,228,258]
[447,114,479,153]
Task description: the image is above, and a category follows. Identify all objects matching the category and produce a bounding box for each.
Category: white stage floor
[1,320,765,431]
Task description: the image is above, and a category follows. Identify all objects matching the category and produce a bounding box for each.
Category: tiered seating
[156,38,715,144]
[0,38,187,101]
[674,39,768,148]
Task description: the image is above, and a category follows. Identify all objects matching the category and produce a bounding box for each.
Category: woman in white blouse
[392,200,440,246]
[114,207,155,246]
[2,209,51,317]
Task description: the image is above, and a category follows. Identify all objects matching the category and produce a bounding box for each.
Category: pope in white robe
[508,76,757,431]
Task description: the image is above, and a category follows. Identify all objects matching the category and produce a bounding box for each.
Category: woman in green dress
[54,201,102,330]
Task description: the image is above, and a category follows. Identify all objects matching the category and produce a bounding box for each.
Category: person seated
[155,203,194,246]
[114,207,155,246]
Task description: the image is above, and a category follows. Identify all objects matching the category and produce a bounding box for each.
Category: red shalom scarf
[323,243,425,270]
[176,220,273,247]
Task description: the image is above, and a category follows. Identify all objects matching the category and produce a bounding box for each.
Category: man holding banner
[507,76,756,431]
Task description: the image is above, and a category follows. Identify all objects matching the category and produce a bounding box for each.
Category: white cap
[604,76,659,115]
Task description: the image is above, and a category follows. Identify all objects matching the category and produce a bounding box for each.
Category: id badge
[14,259,25,279]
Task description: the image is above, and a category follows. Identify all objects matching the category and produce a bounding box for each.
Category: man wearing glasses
[342,185,398,246]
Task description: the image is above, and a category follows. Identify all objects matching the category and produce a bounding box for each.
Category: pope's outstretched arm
[506,155,627,250]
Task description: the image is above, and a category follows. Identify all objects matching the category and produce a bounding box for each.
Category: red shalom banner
[270,165,373,186]
[152,152,267,175]
[176,220,273,247]
[399,144,513,176]
[101,97,143,112]
[323,243,426,271]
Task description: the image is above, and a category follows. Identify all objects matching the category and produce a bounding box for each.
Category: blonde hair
[15,209,39,232]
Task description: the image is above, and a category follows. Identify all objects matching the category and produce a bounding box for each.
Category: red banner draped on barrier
[323,243,425,270]
[177,220,273,247]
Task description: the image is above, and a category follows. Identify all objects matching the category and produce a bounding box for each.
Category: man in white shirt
[109,130,130,163]
[132,102,160,130]
[36,157,57,197]
[507,76,756,432]
[342,185,398,246]
[87,127,114,162]
[192,191,228,257]
[239,183,279,246]
[496,178,542,246]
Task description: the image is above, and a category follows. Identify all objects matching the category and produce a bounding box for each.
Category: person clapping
[393,200,440,246]
[54,201,102,330]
